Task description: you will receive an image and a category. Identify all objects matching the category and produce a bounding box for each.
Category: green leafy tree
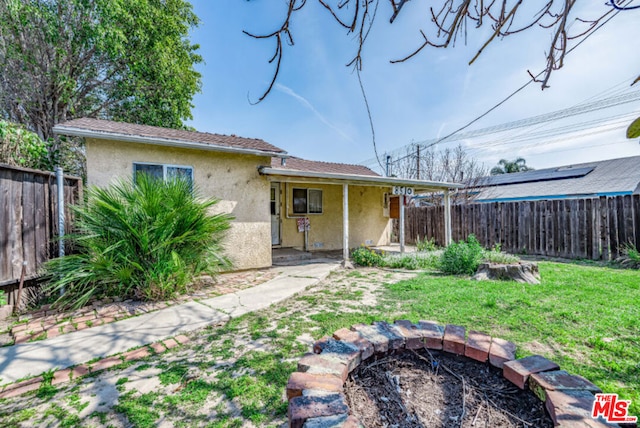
[490,158,534,175]
[44,175,233,309]
[0,120,50,170]
[0,0,202,174]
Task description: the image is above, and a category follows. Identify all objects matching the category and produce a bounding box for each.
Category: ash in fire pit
[345,349,553,428]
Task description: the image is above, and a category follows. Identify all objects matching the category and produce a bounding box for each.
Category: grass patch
[0,408,37,425]
[113,391,160,428]
[43,403,81,428]
[158,363,189,386]
[383,261,640,415]
[164,379,216,406]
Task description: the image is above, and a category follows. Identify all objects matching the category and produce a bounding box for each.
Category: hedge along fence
[399,195,640,261]
[0,163,82,302]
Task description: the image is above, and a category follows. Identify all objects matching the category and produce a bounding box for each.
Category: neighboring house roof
[53,118,287,157]
[270,156,380,176]
[475,155,640,202]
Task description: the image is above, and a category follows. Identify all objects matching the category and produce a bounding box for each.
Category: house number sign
[392,186,414,196]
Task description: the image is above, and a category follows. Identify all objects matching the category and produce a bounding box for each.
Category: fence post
[56,166,65,295]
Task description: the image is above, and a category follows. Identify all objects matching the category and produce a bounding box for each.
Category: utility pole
[385,155,391,177]
[416,145,420,180]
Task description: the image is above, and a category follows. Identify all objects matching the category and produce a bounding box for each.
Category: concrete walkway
[0,260,340,384]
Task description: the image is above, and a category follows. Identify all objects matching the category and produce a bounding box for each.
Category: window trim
[133,162,194,187]
[292,187,323,215]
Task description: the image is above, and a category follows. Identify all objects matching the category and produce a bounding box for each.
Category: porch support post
[444,189,452,246]
[343,184,349,261]
[400,196,405,254]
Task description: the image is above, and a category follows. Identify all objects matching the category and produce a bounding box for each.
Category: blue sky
[187,1,640,173]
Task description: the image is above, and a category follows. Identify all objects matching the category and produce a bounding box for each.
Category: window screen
[167,166,193,187]
[134,163,163,182]
[308,189,322,213]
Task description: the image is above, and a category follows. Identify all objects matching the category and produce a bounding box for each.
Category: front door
[270,183,280,245]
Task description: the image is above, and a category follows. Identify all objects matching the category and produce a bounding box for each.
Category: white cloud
[274,83,354,143]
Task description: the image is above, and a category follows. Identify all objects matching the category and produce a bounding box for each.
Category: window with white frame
[292,188,323,214]
[133,163,193,189]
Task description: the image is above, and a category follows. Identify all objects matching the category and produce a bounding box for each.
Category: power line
[464,112,640,154]
[362,0,635,169]
[361,87,640,167]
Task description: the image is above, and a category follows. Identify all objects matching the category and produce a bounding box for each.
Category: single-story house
[53,118,462,270]
[473,155,640,203]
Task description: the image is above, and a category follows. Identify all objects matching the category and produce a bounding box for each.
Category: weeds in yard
[616,243,640,269]
[350,246,384,267]
[35,369,57,400]
[113,391,160,428]
[415,235,438,252]
[440,234,484,275]
[483,243,520,264]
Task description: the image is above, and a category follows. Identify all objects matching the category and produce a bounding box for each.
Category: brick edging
[0,334,190,399]
[286,321,622,428]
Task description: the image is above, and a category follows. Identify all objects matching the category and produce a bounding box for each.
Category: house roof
[270,157,379,176]
[475,155,640,202]
[261,157,464,191]
[53,118,287,157]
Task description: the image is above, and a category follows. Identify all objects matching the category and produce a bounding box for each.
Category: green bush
[415,236,438,252]
[0,291,6,306]
[351,246,383,267]
[439,235,484,275]
[44,175,233,309]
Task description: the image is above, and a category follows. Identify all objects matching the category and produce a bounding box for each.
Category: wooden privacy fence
[0,164,82,293]
[403,195,640,261]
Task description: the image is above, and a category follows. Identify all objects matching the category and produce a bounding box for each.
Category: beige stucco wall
[278,182,391,250]
[85,138,272,270]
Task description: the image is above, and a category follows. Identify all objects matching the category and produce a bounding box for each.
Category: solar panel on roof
[478,166,595,187]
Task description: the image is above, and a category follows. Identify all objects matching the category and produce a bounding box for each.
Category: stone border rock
[286,320,621,428]
[0,334,190,399]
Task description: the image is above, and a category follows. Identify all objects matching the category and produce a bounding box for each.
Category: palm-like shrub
[44,175,232,309]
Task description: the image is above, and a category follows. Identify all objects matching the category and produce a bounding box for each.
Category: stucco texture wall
[85,138,272,270]
[278,182,391,250]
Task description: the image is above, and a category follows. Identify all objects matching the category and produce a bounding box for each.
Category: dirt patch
[346,350,553,428]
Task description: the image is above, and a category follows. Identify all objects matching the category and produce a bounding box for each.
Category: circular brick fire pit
[286,320,611,427]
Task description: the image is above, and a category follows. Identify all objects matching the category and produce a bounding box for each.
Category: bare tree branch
[247,0,634,101]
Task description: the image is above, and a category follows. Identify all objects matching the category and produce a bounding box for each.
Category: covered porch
[260,164,463,263]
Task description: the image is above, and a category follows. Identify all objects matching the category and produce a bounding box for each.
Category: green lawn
[0,260,637,427]
[383,262,640,416]
[208,260,639,423]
